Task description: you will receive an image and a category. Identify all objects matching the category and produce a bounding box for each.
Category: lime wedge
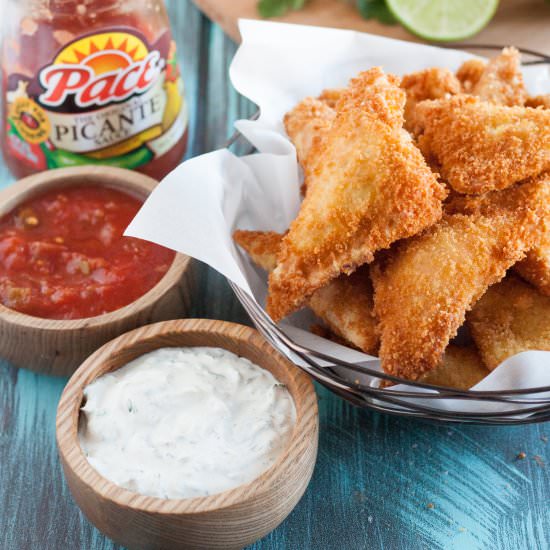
[386,0,499,42]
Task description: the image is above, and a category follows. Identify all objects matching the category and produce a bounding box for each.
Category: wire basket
[225,44,550,425]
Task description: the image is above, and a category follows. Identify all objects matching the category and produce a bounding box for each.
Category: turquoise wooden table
[1,2,549,549]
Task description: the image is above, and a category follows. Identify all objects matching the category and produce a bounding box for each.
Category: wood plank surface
[193,0,550,54]
[0,1,549,550]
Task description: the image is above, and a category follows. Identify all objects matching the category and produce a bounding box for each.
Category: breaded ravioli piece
[468,276,550,370]
[447,173,550,299]
[418,345,489,390]
[471,47,527,106]
[267,69,445,321]
[234,229,379,355]
[456,58,486,93]
[371,177,549,381]
[308,270,378,355]
[514,227,550,296]
[416,95,550,194]
[233,230,282,272]
[284,97,336,174]
[400,67,461,132]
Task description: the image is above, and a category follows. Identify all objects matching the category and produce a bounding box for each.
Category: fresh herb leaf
[258,0,307,18]
[357,0,397,25]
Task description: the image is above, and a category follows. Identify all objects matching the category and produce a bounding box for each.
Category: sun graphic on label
[54,32,149,74]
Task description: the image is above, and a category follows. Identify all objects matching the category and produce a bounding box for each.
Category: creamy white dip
[79,347,296,499]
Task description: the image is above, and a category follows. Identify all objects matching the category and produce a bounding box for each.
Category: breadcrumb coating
[308,269,378,355]
[400,67,461,132]
[284,97,336,177]
[372,177,549,380]
[456,58,486,93]
[526,95,550,109]
[416,95,550,194]
[514,226,550,296]
[468,275,550,370]
[471,47,527,106]
[317,88,344,109]
[233,230,282,272]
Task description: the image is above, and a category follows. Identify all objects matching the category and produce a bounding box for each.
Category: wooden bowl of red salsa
[0,166,193,376]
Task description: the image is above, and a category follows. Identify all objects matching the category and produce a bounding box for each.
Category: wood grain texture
[192,0,550,54]
[1,1,549,550]
[0,167,195,377]
[56,319,318,550]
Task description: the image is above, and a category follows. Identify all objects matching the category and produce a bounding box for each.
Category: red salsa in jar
[0,185,175,319]
[1,0,188,180]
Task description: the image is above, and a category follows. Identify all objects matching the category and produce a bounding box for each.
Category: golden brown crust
[445,174,550,217]
[467,275,550,370]
[418,345,489,390]
[268,68,445,321]
[283,97,336,176]
[371,177,550,381]
[526,95,550,109]
[447,175,550,297]
[334,67,405,128]
[234,230,379,355]
[470,47,527,106]
[233,230,282,272]
[308,268,378,355]
[415,95,550,194]
[317,88,344,109]
[456,58,486,93]
[514,227,550,296]
[400,67,461,133]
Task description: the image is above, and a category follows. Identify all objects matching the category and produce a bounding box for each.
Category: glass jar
[1,0,188,180]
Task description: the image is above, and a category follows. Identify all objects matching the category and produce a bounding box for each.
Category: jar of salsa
[1,0,188,180]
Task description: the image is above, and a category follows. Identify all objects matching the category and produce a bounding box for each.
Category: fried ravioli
[448,175,550,297]
[456,58,486,93]
[416,95,550,194]
[514,227,550,296]
[233,230,282,272]
[418,345,489,389]
[234,229,379,355]
[284,97,336,175]
[267,68,445,321]
[308,270,378,355]
[400,67,460,132]
[468,276,550,370]
[470,47,527,106]
[371,177,549,381]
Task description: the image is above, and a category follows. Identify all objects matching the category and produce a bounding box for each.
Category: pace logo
[38,32,164,109]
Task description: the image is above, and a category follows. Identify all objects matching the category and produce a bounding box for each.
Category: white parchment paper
[127,20,550,414]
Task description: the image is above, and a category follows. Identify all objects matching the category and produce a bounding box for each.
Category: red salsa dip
[0,185,175,320]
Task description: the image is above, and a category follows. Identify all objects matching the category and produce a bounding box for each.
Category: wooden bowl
[0,166,194,377]
[56,319,319,550]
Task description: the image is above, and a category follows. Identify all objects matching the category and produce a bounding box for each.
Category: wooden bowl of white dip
[56,319,319,550]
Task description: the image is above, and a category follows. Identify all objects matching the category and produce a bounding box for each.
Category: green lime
[386,0,499,42]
